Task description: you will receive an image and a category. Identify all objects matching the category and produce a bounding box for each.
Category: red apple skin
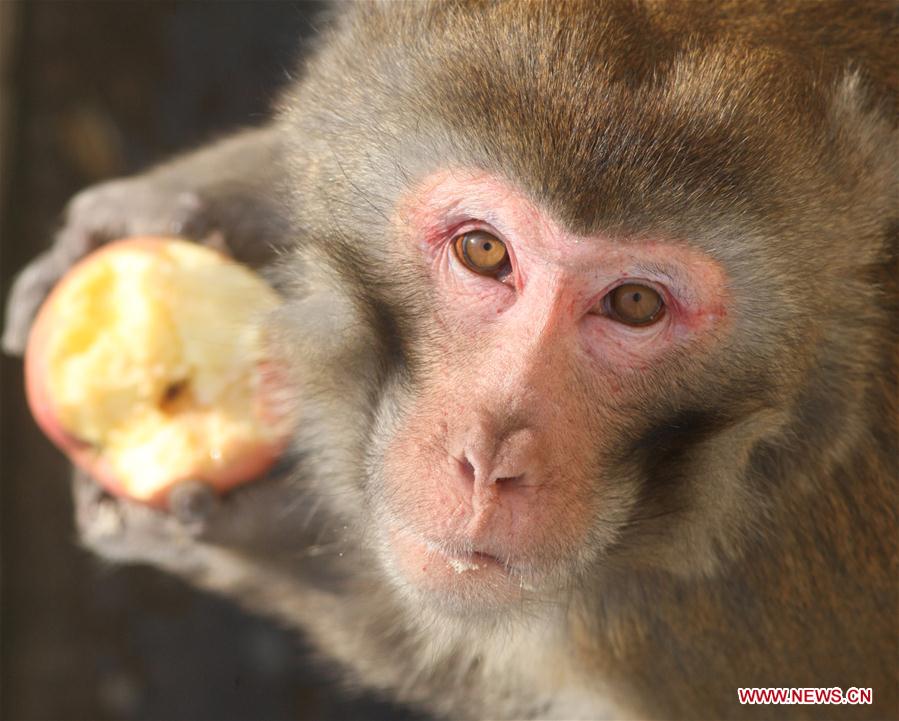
[24,236,289,509]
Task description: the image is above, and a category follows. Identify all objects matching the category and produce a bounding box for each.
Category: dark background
[0,3,416,719]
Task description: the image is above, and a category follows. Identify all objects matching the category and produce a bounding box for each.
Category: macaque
[4,1,897,719]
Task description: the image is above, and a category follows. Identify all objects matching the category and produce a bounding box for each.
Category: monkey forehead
[292,1,874,244]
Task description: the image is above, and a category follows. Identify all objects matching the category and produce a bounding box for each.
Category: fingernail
[200,231,231,256]
[168,480,218,527]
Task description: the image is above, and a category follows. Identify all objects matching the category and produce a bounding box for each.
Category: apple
[25,237,289,507]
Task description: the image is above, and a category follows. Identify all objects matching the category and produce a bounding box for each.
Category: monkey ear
[824,70,897,239]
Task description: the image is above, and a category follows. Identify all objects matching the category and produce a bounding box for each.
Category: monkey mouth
[423,542,507,573]
[385,527,542,604]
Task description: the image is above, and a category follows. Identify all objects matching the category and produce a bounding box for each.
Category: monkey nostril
[456,457,476,484]
[494,474,525,486]
[454,447,528,489]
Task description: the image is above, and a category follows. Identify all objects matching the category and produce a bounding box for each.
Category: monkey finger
[3,176,219,357]
[73,470,210,571]
[198,230,233,256]
[64,177,204,240]
[167,480,221,533]
[3,181,139,355]
[2,248,67,355]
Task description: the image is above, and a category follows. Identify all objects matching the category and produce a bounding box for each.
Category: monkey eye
[604,283,665,326]
[453,230,510,276]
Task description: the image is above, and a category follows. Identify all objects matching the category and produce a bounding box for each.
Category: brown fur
[4,2,898,719]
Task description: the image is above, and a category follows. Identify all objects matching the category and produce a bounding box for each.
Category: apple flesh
[25,237,288,507]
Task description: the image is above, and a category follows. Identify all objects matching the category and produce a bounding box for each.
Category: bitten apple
[25,237,288,507]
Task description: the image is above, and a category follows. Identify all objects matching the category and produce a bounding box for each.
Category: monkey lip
[423,542,508,572]
[386,527,542,604]
[413,532,515,572]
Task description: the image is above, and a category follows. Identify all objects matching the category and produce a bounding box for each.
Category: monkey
[3,1,898,719]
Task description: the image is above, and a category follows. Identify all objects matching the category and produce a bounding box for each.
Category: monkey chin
[383,527,544,616]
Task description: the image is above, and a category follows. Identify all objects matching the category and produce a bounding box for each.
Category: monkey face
[273,0,893,619]
[359,169,736,612]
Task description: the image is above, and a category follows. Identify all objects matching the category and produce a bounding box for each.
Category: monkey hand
[71,460,361,643]
[73,462,319,574]
[3,175,217,357]
[3,127,285,357]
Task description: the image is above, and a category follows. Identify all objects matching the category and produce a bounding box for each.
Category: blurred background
[0,3,417,719]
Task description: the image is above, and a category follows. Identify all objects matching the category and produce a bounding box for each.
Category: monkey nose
[454,453,527,490]
[450,422,537,494]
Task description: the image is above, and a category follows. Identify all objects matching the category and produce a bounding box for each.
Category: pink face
[373,170,730,609]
